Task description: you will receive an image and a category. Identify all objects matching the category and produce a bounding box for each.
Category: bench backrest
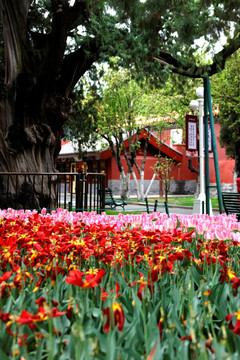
[105,188,114,200]
[105,188,113,198]
[222,192,240,220]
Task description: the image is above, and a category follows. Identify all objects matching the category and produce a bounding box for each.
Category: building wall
[108,178,197,196]
[59,121,235,197]
[163,123,235,185]
[169,180,197,195]
[107,123,235,197]
[209,124,235,185]
[107,154,198,196]
[108,179,160,197]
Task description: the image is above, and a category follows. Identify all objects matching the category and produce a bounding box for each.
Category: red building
[58,123,235,197]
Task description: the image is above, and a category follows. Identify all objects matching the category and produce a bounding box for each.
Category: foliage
[93,67,189,200]
[66,83,100,156]
[95,68,150,199]
[69,66,196,152]
[211,50,240,174]
[97,68,144,138]
[1,209,240,358]
[108,0,240,80]
[1,0,240,106]
[133,75,198,127]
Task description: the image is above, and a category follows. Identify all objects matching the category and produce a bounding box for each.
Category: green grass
[104,197,220,215]
[153,196,219,208]
[129,196,219,208]
[105,210,144,215]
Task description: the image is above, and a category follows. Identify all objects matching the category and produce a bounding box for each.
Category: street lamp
[189,87,205,214]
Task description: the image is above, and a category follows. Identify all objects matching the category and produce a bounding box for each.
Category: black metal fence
[0,172,106,213]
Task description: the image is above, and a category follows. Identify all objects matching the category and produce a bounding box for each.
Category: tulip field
[1,208,240,359]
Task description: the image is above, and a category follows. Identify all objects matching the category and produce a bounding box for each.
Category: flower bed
[0,208,240,359]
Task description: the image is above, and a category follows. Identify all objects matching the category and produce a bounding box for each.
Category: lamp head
[196,86,204,98]
[189,100,199,112]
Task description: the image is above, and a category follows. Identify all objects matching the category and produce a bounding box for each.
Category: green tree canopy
[211,49,240,175]
[81,67,194,199]
[95,68,147,199]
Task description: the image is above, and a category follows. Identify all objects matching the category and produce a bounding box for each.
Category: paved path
[112,201,220,216]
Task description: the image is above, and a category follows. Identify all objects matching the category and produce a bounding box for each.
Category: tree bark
[132,171,140,200]
[0,0,103,209]
[120,172,130,200]
[0,1,73,208]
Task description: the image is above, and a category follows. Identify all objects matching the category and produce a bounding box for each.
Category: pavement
[111,201,220,216]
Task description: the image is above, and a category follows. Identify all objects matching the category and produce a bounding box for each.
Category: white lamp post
[190,87,206,214]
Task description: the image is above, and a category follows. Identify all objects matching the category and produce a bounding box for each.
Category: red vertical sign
[186,115,198,151]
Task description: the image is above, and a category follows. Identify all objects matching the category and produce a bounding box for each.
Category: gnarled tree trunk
[0,0,98,209]
[0,1,66,208]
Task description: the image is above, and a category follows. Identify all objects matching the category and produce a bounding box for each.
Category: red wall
[108,123,234,185]
[208,124,234,183]
[109,153,198,181]
[171,145,198,181]
[162,124,234,184]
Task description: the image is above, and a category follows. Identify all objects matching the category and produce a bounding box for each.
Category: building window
[170,129,183,146]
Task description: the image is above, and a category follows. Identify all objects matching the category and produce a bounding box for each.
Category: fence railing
[0,172,106,213]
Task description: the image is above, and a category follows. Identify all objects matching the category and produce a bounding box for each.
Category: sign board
[186,115,198,151]
[203,121,212,152]
[185,115,213,158]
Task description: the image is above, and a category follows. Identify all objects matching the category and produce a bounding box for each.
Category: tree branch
[57,38,100,96]
[45,1,69,84]
[131,128,141,173]
[141,127,150,172]
[154,34,240,78]
[102,134,123,173]
[35,0,91,97]
[121,133,132,172]
[66,0,90,32]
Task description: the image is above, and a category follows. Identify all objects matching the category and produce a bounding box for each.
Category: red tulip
[103,302,125,332]
[66,268,105,288]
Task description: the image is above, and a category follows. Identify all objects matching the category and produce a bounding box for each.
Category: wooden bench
[222,192,240,220]
[104,188,127,210]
